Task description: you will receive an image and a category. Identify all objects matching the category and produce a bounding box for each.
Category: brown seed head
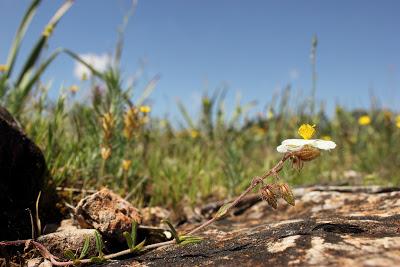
[293,145,320,161]
[123,107,141,140]
[279,183,295,206]
[260,185,278,209]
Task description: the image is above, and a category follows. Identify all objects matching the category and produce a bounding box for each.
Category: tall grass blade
[5,0,41,79]
[15,0,74,87]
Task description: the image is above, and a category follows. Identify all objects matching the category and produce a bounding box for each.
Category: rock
[102,186,400,267]
[141,206,171,226]
[38,259,52,267]
[75,188,142,242]
[26,258,42,267]
[0,106,59,241]
[56,218,78,232]
[37,229,97,259]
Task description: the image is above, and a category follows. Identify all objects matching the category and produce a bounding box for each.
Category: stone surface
[0,106,58,241]
[37,229,98,259]
[75,188,142,242]
[141,206,171,226]
[101,186,400,267]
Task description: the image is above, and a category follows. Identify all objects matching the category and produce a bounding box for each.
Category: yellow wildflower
[190,130,199,139]
[69,85,79,94]
[42,24,54,37]
[0,64,8,72]
[322,135,332,141]
[358,115,371,126]
[81,73,88,81]
[298,124,316,140]
[101,146,111,160]
[121,159,132,171]
[139,105,151,113]
[396,115,400,128]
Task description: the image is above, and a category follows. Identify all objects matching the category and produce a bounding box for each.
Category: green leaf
[94,230,104,258]
[123,231,134,250]
[63,49,104,79]
[178,235,203,246]
[162,220,180,243]
[177,100,196,129]
[215,203,231,219]
[12,49,61,114]
[64,249,76,260]
[136,75,159,106]
[130,221,138,247]
[79,235,90,260]
[132,239,146,252]
[15,0,74,87]
[5,0,41,79]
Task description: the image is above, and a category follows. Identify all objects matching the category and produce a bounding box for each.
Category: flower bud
[122,159,132,171]
[260,185,278,209]
[101,146,111,160]
[293,145,320,161]
[279,183,295,206]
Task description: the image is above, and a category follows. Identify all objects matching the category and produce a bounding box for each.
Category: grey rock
[101,186,400,267]
[37,229,98,259]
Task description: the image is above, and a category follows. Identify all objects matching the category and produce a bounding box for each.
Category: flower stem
[0,153,293,266]
[187,152,292,235]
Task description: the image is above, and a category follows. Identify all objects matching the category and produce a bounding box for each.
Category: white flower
[277,139,336,153]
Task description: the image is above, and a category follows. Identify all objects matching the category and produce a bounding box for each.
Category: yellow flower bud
[122,159,132,171]
[42,24,54,37]
[0,64,8,72]
[81,73,88,81]
[69,85,79,94]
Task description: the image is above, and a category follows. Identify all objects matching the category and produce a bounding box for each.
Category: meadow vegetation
[1,0,400,212]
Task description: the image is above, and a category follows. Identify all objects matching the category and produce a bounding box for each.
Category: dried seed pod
[279,183,295,206]
[293,145,320,161]
[260,185,278,209]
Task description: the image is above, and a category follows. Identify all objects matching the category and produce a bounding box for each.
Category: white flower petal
[314,140,336,150]
[277,144,289,153]
[277,139,336,153]
[282,139,316,146]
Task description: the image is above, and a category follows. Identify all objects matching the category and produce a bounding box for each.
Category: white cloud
[73,53,112,79]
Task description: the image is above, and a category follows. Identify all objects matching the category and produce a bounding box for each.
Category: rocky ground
[1,105,399,266]
[102,186,400,267]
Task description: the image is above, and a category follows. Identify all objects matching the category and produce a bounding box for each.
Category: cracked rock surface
[101,186,400,267]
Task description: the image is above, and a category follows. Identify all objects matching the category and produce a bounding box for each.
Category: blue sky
[1,0,399,119]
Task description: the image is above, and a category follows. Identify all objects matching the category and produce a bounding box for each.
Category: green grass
[1,0,400,210]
